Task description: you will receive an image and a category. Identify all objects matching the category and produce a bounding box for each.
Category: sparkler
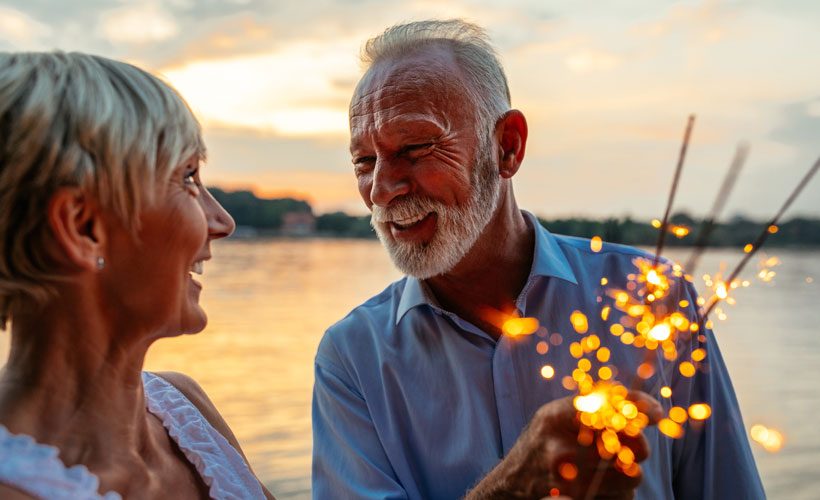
[647,155,820,461]
[683,143,749,275]
[701,154,820,319]
[524,119,817,497]
[653,115,695,268]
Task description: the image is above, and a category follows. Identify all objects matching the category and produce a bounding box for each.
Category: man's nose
[370,158,411,207]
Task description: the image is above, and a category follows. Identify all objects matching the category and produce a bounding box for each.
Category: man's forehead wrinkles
[350,83,404,122]
[351,94,441,126]
[349,63,459,148]
[352,85,381,106]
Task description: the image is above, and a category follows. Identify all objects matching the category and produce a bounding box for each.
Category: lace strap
[142,372,265,499]
[0,425,120,500]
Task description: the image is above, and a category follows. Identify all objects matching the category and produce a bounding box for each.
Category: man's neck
[425,201,535,340]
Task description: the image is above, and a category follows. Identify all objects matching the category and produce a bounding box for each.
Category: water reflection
[0,241,817,499]
[144,239,402,497]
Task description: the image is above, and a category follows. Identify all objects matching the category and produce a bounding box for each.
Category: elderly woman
[0,52,273,498]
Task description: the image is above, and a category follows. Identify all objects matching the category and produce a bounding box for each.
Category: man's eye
[353,156,376,169]
[401,143,434,157]
[406,143,432,152]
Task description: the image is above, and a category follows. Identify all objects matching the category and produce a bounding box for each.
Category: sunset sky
[2,0,819,218]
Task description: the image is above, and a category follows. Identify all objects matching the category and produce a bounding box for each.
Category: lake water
[1,239,818,499]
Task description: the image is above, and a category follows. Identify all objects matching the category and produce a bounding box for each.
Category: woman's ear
[495,109,528,179]
[47,188,106,272]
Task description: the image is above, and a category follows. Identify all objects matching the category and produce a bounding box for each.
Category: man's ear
[47,188,106,272]
[495,109,528,179]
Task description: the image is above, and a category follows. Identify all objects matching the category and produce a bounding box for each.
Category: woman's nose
[203,188,235,240]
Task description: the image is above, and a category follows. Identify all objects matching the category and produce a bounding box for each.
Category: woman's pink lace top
[0,372,265,499]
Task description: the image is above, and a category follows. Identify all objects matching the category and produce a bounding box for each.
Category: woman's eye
[184,168,200,190]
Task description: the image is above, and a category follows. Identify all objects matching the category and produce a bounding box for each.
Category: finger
[599,462,643,492]
[558,452,643,498]
[533,395,581,434]
[617,431,651,463]
[627,390,664,424]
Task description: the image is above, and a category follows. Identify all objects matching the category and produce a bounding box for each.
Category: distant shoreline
[227,226,820,248]
[212,187,820,247]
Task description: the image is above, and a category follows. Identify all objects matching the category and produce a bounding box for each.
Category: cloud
[629,0,737,43]
[0,6,53,49]
[564,49,620,73]
[97,2,179,44]
[806,100,820,118]
[200,126,360,212]
[770,98,820,152]
[160,38,361,137]
[2,0,818,218]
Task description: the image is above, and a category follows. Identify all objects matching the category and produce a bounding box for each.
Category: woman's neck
[0,294,157,469]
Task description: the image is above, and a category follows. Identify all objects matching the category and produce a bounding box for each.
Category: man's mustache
[371,196,442,224]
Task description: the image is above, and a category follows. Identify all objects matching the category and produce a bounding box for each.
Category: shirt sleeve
[312,335,409,500]
[670,281,766,499]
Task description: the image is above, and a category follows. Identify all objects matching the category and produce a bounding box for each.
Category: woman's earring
[96,256,105,270]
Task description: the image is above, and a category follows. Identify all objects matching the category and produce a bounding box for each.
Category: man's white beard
[371,145,501,279]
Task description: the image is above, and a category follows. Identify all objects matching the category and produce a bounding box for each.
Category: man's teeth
[393,213,427,228]
[191,261,204,275]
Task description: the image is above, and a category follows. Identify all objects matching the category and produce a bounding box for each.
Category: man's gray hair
[361,19,511,133]
[0,51,205,326]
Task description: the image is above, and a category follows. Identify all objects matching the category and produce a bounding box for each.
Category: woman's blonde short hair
[0,52,205,326]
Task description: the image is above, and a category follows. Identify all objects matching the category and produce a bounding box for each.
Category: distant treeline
[539,214,820,247]
[210,188,312,229]
[210,188,820,246]
[210,187,374,237]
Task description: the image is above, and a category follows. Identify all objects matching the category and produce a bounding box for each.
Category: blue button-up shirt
[312,212,764,499]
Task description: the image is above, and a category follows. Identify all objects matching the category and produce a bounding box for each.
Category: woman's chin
[177,304,208,336]
[186,312,208,335]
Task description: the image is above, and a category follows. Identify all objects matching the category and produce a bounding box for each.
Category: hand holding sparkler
[466,391,663,499]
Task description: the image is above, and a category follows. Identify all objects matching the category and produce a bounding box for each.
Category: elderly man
[313,19,764,499]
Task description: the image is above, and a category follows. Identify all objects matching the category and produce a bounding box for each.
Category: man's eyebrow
[380,119,448,143]
[348,113,448,153]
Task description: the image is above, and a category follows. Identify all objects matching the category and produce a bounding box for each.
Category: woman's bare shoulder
[0,484,37,499]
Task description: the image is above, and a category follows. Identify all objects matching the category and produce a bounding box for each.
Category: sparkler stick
[684,143,749,275]
[634,154,820,459]
[583,460,610,500]
[579,116,696,499]
[653,115,696,268]
[701,154,820,319]
[631,116,696,391]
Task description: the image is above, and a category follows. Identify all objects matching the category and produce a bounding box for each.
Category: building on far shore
[281,211,316,236]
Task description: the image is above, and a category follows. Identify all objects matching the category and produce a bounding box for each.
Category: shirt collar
[524,210,578,284]
[396,276,433,324]
[395,210,578,324]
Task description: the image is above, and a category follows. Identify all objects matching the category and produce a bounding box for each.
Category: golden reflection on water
[145,239,401,497]
[1,243,819,498]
